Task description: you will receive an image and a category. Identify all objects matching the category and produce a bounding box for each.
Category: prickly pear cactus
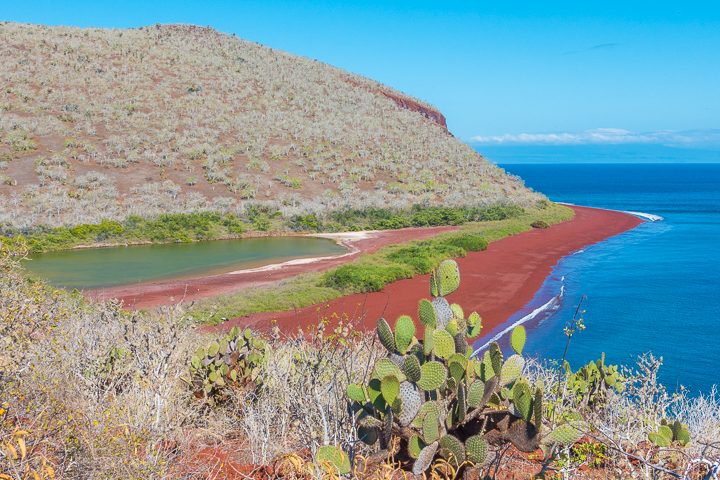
[189,326,268,402]
[346,259,556,475]
[648,418,691,447]
[565,353,624,408]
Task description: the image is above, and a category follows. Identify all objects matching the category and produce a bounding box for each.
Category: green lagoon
[23,236,347,289]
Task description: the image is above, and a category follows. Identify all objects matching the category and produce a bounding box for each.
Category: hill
[0,22,540,230]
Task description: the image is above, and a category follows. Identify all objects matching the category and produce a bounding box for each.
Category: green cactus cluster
[189,326,268,401]
[346,259,581,475]
[648,419,690,447]
[564,353,624,408]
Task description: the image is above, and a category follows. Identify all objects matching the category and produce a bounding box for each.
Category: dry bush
[0,245,199,478]
[525,356,720,479]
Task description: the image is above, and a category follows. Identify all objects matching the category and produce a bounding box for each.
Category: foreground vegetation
[0,22,542,230]
[188,202,571,323]
[1,248,718,479]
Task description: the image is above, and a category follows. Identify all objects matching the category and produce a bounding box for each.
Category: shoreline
[472,206,663,353]
[85,225,459,307]
[206,205,643,337]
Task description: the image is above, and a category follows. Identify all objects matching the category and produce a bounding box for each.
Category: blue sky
[3,0,720,146]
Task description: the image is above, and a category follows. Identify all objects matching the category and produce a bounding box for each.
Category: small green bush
[386,242,465,274]
[288,214,322,231]
[444,234,488,252]
[321,262,414,292]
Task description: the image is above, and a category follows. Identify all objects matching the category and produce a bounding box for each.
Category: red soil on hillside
[209,206,642,335]
[86,225,459,308]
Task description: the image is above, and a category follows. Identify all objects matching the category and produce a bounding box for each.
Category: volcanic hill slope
[0,22,541,229]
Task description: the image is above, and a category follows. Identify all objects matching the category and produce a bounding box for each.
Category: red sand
[86,225,458,308]
[209,206,642,335]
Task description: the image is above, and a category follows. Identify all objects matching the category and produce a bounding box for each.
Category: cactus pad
[432,297,453,329]
[316,445,351,475]
[512,380,532,422]
[489,342,503,377]
[448,353,468,381]
[346,383,366,403]
[373,358,404,381]
[408,435,426,459]
[418,361,447,391]
[533,387,543,433]
[403,355,421,383]
[446,319,460,336]
[431,259,461,297]
[467,311,482,338]
[423,325,435,356]
[453,332,468,355]
[549,421,585,446]
[380,375,400,404]
[376,317,396,353]
[465,435,489,465]
[439,434,466,466]
[510,325,526,355]
[432,329,455,359]
[450,303,464,319]
[500,354,525,385]
[412,441,439,475]
[456,383,467,422]
[648,431,671,447]
[418,298,437,328]
[394,315,416,354]
[412,401,440,428]
[467,380,486,408]
[672,420,691,446]
[422,408,440,443]
[397,382,422,426]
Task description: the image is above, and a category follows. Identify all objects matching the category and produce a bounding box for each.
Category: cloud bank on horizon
[470,128,720,147]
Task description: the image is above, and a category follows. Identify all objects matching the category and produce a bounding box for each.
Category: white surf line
[557,202,664,222]
[471,202,662,355]
[623,211,664,222]
[471,283,564,357]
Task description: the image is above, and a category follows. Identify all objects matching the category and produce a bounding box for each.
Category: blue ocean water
[496,163,720,394]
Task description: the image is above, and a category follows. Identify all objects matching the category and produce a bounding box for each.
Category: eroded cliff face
[379,90,448,130]
[342,76,448,131]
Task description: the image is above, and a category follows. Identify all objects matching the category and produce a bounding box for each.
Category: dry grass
[0,22,542,230]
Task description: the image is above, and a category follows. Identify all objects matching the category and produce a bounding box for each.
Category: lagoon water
[24,236,347,289]
[499,162,720,393]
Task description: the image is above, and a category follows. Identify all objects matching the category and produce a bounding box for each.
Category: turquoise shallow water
[497,163,720,393]
[23,236,347,289]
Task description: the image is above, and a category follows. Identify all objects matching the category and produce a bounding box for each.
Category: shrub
[188,326,268,403]
[478,204,525,221]
[531,220,550,229]
[444,233,488,252]
[288,213,321,232]
[321,261,414,292]
[386,242,466,274]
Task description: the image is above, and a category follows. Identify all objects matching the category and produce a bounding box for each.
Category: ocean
[494,161,720,394]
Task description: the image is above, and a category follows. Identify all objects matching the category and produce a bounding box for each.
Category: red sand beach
[209,206,642,335]
[86,225,459,308]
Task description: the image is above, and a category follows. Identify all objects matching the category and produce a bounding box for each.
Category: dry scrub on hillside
[0,22,541,230]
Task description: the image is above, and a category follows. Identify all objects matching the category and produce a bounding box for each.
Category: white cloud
[470,128,720,146]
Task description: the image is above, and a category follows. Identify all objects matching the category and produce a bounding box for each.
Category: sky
[3,0,720,148]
